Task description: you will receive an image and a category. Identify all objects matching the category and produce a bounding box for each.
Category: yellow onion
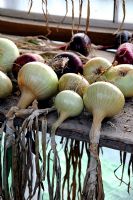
[103,64,133,97]
[82,81,125,198]
[49,90,84,198]
[51,90,84,150]
[0,37,19,73]
[17,61,58,109]
[83,81,125,143]
[0,71,13,98]
[83,57,112,84]
[58,73,89,97]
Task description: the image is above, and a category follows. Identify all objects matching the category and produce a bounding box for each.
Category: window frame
[0,0,133,30]
[0,0,132,46]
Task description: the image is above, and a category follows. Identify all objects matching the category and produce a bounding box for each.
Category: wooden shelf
[0,94,133,153]
[0,15,115,45]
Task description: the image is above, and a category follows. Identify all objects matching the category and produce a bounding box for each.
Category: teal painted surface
[40,137,133,200]
[100,148,133,200]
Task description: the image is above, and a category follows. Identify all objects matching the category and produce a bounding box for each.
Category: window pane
[0,0,30,12]
[118,0,133,23]
[0,0,113,21]
[90,0,114,20]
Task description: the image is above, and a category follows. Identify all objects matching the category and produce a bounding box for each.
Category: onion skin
[0,37,19,73]
[53,51,83,78]
[0,71,13,98]
[17,61,58,109]
[67,32,91,56]
[83,57,112,84]
[58,73,89,97]
[114,42,133,65]
[12,53,44,79]
[104,64,133,97]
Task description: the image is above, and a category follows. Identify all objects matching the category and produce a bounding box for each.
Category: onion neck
[17,87,35,109]
[89,111,104,144]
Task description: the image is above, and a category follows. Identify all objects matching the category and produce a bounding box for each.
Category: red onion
[96,30,132,51]
[67,32,91,56]
[52,51,83,78]
[114,42,133,65]
[12,53,44,79]
[114,30,132,49]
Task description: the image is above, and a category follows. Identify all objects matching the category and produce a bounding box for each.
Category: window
[0,0,133,30]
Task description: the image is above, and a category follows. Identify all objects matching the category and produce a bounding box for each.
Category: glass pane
[0,0,114,21]
[90,0,114,20]
[118,0,133,23]
[0,0,31,11]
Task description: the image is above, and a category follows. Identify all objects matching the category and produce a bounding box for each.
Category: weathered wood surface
[0,95,133,153]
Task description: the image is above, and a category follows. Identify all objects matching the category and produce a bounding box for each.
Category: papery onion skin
[114,42,133,65]
[58,73,89,97]
[0,37,19,73]
[17,61,58,108]
[67,32,91,56]
[53,51,83,78]
[83,81,125,119]
[0,71,13,98]
[104,64,133,97]
[83,57,112,84]
[12,53,44,79]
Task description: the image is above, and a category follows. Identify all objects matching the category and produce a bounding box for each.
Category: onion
[49,90,83,198]
[114,42,133,65]
[96,30,133,51]
[52,51,83,78]
[83,81,125,124]
[0,37,19,73]
[83,56,112,84]
[0,71,13,98]
[12,52,44,79]
[58,73,89,97]
[51,90,84,150]
[104,64,133,97]
[82,81,125,198]
[17,61,58,109]
[67,32,91,56]
[114,30,132,49]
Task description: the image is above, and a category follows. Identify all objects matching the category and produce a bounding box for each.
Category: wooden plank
[0,95,133,153]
